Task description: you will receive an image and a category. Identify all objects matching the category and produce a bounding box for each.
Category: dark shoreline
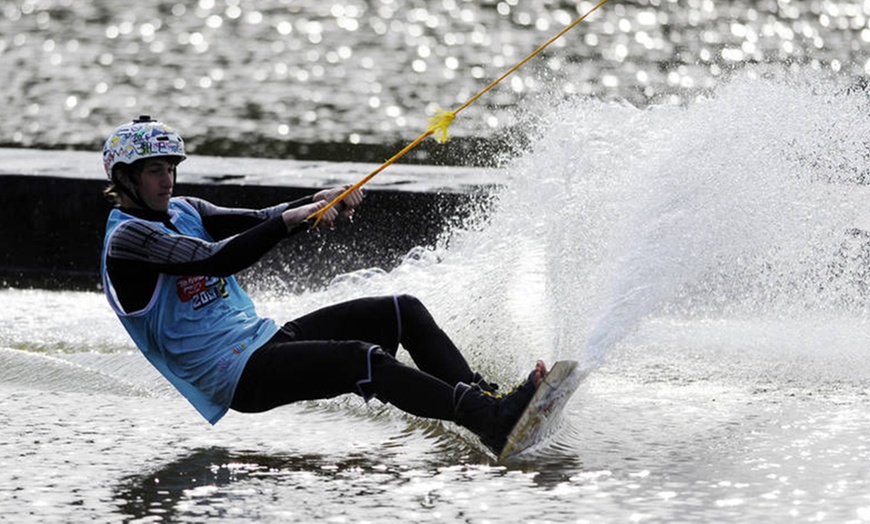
[0,148,498,292]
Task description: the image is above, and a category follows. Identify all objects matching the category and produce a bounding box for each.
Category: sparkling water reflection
[2,0,869,159]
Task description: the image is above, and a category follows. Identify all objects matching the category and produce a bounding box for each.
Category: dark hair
[103,162,143,206]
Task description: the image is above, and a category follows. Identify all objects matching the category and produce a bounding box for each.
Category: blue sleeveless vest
[101,198,279,424]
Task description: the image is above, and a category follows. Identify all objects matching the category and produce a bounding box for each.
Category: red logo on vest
[176,276,228,309]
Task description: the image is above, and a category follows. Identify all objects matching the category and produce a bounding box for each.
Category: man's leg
[231,337,455,420]
[283,295,480,386]
[231,335,548,455]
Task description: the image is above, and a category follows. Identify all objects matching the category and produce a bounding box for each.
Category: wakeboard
[497,359,587,462]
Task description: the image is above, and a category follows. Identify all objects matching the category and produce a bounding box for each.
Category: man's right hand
[281,200,339,232]
[313,185,365,217]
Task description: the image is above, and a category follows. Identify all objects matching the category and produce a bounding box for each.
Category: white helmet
[102,115,186,180]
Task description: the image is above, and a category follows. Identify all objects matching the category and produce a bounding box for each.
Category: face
[135,158,177,211]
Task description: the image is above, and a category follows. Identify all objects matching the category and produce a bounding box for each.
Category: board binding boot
[470,371,499,393]
[453,369,540,455]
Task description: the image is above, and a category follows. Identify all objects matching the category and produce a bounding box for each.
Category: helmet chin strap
[115,173,156,212]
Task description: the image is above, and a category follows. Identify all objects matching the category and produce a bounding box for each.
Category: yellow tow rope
[308,0,612,226]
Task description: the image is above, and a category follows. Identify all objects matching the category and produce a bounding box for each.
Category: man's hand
[281,200,339,232]
[313,185,365,217]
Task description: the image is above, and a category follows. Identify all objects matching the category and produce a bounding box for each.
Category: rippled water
[4,0,870,522]
[3,0,870,161]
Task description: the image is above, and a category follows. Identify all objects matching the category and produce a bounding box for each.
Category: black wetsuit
[105,196,480,419]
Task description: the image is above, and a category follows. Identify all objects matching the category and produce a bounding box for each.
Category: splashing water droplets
[429,73,870,375]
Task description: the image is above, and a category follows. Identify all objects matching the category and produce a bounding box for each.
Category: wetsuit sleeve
[106,215,290,277]
[183,195,314,240]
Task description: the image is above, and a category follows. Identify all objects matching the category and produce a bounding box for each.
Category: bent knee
[395,294,423,308]
[357,345,402,399]
[394,294,429,321]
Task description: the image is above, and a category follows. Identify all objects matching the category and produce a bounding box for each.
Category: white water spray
[462,71,870,374]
